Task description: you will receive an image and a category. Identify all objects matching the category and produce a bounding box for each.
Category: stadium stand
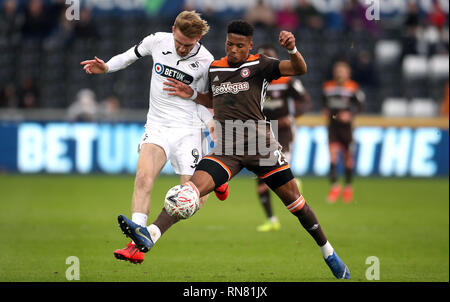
[0,0,448,116]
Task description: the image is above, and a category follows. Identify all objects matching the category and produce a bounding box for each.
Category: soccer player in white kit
[81,11,229,264]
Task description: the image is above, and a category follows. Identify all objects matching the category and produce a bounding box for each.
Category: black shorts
[196,151,294,191]
[328,123,353,149]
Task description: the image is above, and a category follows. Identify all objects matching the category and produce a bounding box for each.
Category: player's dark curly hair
[227,20,254,37]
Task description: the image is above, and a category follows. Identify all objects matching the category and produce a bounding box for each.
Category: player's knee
[189,171,216,197]
[134,170,155,193]
[271,177,305,212]
[196,158,230,189]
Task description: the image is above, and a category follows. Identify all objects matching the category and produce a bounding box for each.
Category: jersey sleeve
[105,33,158,73]
[106,47,139,73]
[260,55,281,83]
[134,33,158,58]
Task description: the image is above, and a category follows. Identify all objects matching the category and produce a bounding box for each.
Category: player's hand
[80,56,108,74]
[207,119,216,143]
[278,31,296,52]
[163,78,195,99]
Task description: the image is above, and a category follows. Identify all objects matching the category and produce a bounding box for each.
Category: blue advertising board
[0,122,448,177]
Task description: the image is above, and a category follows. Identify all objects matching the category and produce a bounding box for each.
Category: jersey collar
[171,37,202,66]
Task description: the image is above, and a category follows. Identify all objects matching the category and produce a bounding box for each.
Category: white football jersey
[135,32,214,128]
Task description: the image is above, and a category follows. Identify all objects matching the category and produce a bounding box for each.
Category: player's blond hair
[174,11,209,38]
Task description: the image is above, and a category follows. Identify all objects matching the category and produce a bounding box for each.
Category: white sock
[147,224,161,243]
[320,241,334,259]
[269,216,278,223]
[132,212,148,227]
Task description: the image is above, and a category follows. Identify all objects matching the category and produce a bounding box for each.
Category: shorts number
[274,150,286,166]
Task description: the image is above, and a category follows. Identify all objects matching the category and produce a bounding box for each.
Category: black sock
[330,163,338,184]
[293,203,327,246]
[259,189,273,218]
[345,167,353,185]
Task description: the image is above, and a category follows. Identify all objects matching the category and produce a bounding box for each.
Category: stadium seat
[409,98,438,117]
[375,40,402,65]
[402,55,428,80]
[95,15,118,38]
[428,54,449,81]
[381,97,409,117]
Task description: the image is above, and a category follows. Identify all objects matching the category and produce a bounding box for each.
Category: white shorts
[138,125,208,176]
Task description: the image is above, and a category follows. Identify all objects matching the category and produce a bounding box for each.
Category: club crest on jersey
[240,68,250,78]
[154,62,194,85]
[189,61,200,70]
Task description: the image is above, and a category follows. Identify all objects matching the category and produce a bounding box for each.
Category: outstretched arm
[278,31,307,76]
[80,47,139,74]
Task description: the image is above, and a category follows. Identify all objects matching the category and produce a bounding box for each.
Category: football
[164,184,199,219]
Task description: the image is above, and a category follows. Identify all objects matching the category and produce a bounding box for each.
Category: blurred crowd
[0,0,99,47]
[0,0,100,111]
[401,0,448,58]
[242,0,448,56]
[0,0,448,117]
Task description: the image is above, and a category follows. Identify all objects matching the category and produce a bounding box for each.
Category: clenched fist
[278,31,296,52]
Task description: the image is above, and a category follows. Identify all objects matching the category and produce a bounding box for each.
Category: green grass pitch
[0,174,448,282]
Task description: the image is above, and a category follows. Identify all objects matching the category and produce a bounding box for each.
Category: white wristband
[287,46,297,55]
[189,89,198,101]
